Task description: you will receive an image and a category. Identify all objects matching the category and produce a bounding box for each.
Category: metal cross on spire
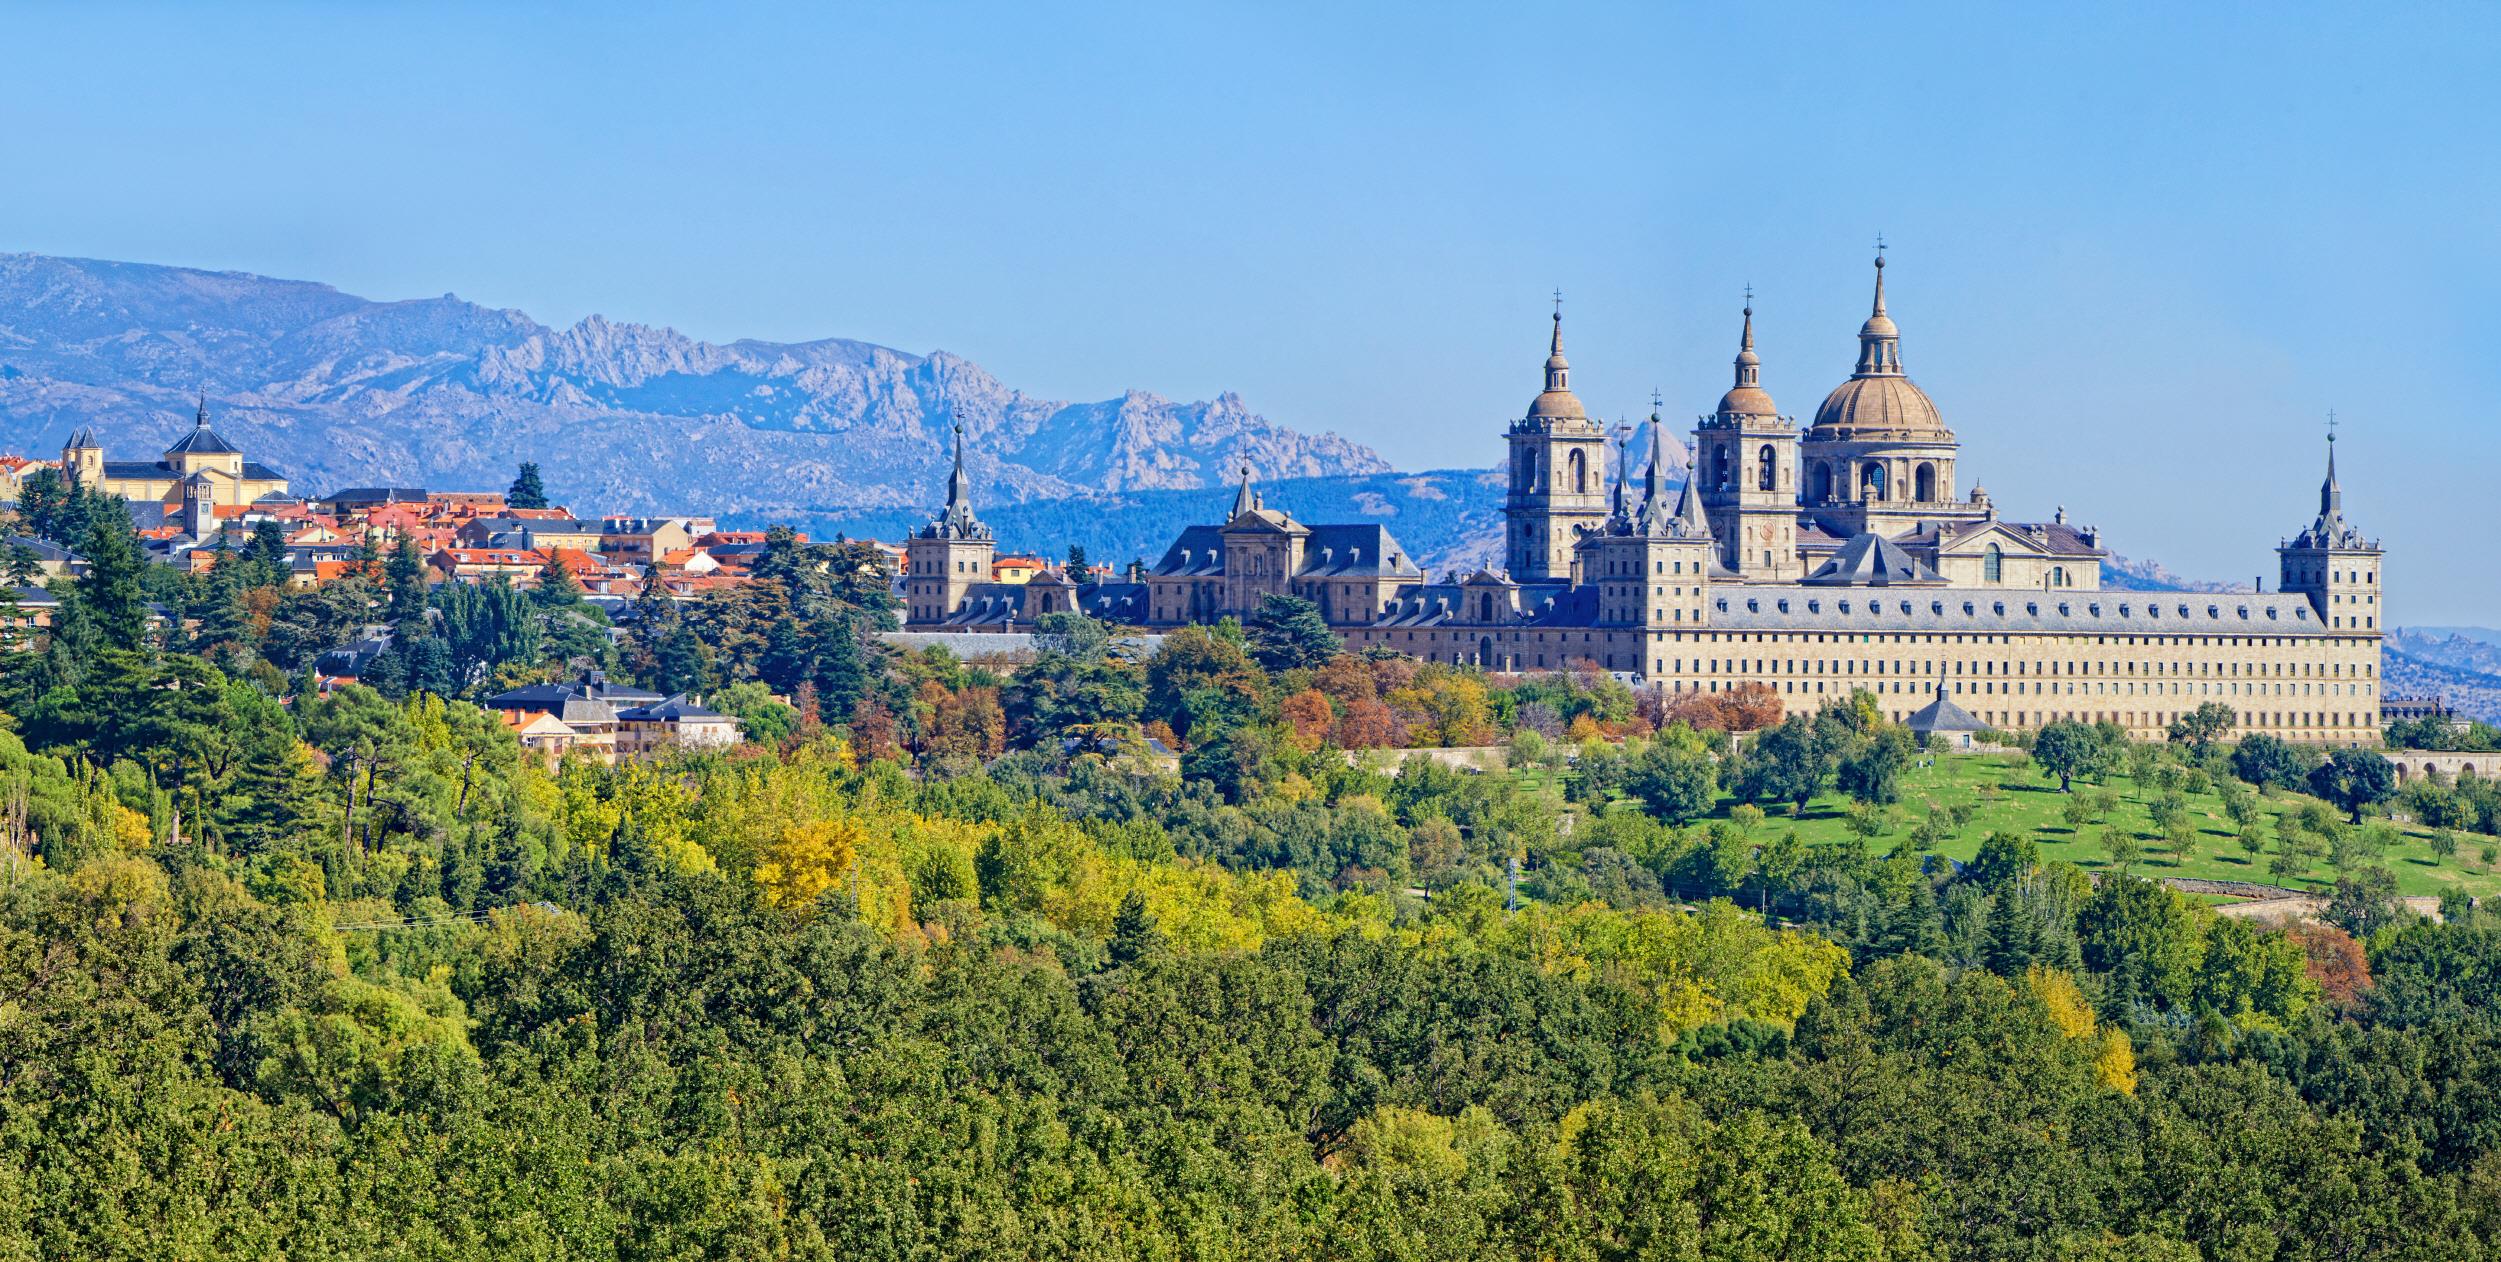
[2326,409,2339,443]
[1552,288,1564,317]
[1743,283,1754,306]
[1650,388,1664,415]
[1873,231,1887,259]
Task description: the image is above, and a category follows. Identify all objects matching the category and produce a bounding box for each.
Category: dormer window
[1992,602,2005,615]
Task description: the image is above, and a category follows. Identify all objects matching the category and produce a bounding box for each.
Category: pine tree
[507,462,550,510]
[1105,890,1166,968]
[532,552,584,607]
[385,536,429,630]
[244,520,290,585]
[76,497,151,652]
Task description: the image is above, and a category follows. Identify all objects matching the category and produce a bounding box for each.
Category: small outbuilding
[1905,683,1988,750]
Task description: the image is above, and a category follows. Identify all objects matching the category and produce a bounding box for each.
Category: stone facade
[903,254,2386,745]
[61,399,289,510]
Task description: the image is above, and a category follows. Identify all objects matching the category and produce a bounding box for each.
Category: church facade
[61,397,291,510]
[904,255,2385,745]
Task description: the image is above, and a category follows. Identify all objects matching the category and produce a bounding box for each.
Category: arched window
[1568,448,1588,494]
[1861,463,1887,501]
[1984,543,2003,583]
[1757,444,1776,491]
[2051,565,2066,587]
[1713,447,1733,490]
[1480,593,1495,622]
[1914,462,1937,502]
[1810,462,1832,502]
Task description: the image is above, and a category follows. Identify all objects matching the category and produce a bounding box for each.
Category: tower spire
[946,421,971,513]
[1544,295,1569,393]
[1734,292,1761,389]
[1231,461,1257,518]
[196,389,209,426]
[1853,243,1903,377]
[1609,422,1630,521]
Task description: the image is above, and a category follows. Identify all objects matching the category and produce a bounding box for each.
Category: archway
[1915,462,1938,502]
[1757,444,1776,491]
[1810,462,1832,501]
[1861,463,1888,501]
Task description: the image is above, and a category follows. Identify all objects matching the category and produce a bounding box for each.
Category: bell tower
[1692,297,1803,580]
[1503,299,1609,583]
[2277,423,2382,632]
[904,422,996,627]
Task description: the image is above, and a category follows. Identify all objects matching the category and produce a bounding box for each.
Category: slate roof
[164,424,244,456]
[1893,519,2105,557]
[1803,531,1945,586]
[1151,526,1228,577]
[99,458,286,482]
[1710,587,2330,635]
[618,694,728,722]
[1906,685,1987,734]
[1150,522,1423,580]
[324,487,430,508]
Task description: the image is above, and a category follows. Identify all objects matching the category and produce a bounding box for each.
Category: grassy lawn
[1529,752,2499,900]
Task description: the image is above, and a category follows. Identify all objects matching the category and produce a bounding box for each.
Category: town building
[901,252,2387,744]
[61,398,290,508]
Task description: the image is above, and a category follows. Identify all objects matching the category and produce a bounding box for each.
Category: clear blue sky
[3,3,2495,621]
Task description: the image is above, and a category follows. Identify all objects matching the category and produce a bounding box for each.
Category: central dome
[1812,375,1947,437]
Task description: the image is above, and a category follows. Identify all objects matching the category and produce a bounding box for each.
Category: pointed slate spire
[1641,412,1663,508]
[2319,423,2342,522]
[1608,423,1629,522]
[1230,462,1257,518]
[196,390,211,428]
[1671,469,1711,539]
[945,421,973,516]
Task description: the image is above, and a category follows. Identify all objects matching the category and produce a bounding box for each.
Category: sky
[2,2,2496,621]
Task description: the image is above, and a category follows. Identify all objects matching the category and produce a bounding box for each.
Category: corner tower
[904,423,996,627]
[1692,298,1803,580]
[1504,303,1609,584]
[2278,427,2382,632]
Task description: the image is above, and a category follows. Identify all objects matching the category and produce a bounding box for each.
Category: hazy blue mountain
[797,466,1511,579]
[0,253,1387,514]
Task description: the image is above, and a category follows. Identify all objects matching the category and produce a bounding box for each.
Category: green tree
[74,497,151,652]
[506,461,549,510]
[1624,739,1718,824]
[2310,748,2399,824]
[1834,723,1914,807]
[1736,714,1829,815]
[1246,593,1339,674]
[2165,700,2236,757]
[2032,719,2101,793]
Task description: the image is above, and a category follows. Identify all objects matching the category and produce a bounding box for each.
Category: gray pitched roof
[1906,685,1987,734]
[1710,587,2327,635]
[164,424,243,456]
[1804,531,1945,586]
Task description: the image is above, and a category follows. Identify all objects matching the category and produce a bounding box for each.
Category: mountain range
[0,253,1388,515]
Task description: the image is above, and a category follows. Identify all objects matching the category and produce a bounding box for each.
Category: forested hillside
[8,473,2501,1258]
